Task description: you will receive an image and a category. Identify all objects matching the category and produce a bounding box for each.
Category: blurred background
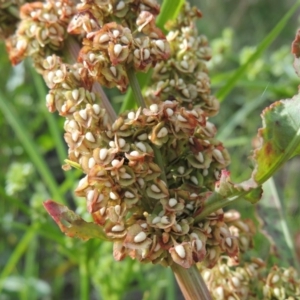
[1,0,300,299]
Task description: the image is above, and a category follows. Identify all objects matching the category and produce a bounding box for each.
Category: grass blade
[0,91,65,204]
[0,224,39,293]
[156,0,185,32]
[257,178,300,272]
[216,0,300,102]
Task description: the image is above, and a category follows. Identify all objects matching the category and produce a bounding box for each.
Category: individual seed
[110,192,118,200]
[118,138,126,148]
[140,223,147,229]
[190,233,198,240]
[180,60,189,69]
[114,205,121,215]
[79,109,87,120]
[152,216,161,224]
[130,150,139,156]
[72,89,79,101]
[225,237,232,247]
[212,148,224,162]
[166,108,173,116]
[154,243,161,252]
[97,194,104,203]
[99,34,109,43]
[160,216,169,224]
[93,104,100,114]
[114,44,122,56]
[124,191,134,198]
[85,132,95,143]
[111,159,120,167]
[195,152,204,163]
[136,142,146,152]
[232,276,240,287]
[134,49,140,58]
[195,239,203,251]
[186,203,193,210]
[134,231,147,243]
[157,127,168,138]
[99,148,108,160]
[150,104,158,113]
[109,141,115,148]
[191,176,198,185]
[150,184,160,193]
[177,166,185,174]
[86,190,95,202]
[88,157,96,168]
[110,66,117,77]
[112,30,120,38]
[209,248,216,260]
[89,53,95,62]
[99,207,106,215]
[55,70,64,79]
[71,131,79,142]
[128,111,135,120]
[120,173,132,179]
[116,1,125,10]
[215,287,224,299]
[68,120,78,130]
[137,133,147,140]
[111,224,124,232]
[175,244,186,258]
[177,115,187,122]
[168,198,177,207]
[272,274,280,284]
[182,88,190,98]
[120,36,129,44]
[143,49,150,60]
[155,40,165,51]
[137,178,144,187]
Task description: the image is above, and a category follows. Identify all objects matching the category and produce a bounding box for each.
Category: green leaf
[216,0,300,102]
[195,93,300,222]
[256,178,300,271]
[254,95,300,184]
[156,0,185,32]
[43,200,108,241]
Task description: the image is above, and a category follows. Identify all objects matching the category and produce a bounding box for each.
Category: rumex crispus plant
[1,0,300,299]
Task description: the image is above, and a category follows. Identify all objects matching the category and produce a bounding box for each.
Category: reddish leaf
[44,200,108,241]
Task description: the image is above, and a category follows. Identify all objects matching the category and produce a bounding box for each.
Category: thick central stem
[171,264,212,300]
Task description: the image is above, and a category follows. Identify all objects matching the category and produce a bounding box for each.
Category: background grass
[1,1,300,299]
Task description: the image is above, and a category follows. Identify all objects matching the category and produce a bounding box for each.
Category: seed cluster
[201,257,300,299]
[4,0,75,66]
[69,0,170,92]
[2,0,255,269]
[145,3,219,116]
[39,51,256,268]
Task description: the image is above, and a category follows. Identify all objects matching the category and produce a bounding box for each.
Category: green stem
[194,191,247,223]
[127,68,168,184]
[79,248,89,300]
[126,68,146,108]
[171,264,212,300]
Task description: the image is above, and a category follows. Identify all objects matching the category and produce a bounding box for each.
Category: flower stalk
[171,264,212,300]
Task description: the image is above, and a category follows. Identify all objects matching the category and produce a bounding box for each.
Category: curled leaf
[253,96,300,184]
[43,200,108,241]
